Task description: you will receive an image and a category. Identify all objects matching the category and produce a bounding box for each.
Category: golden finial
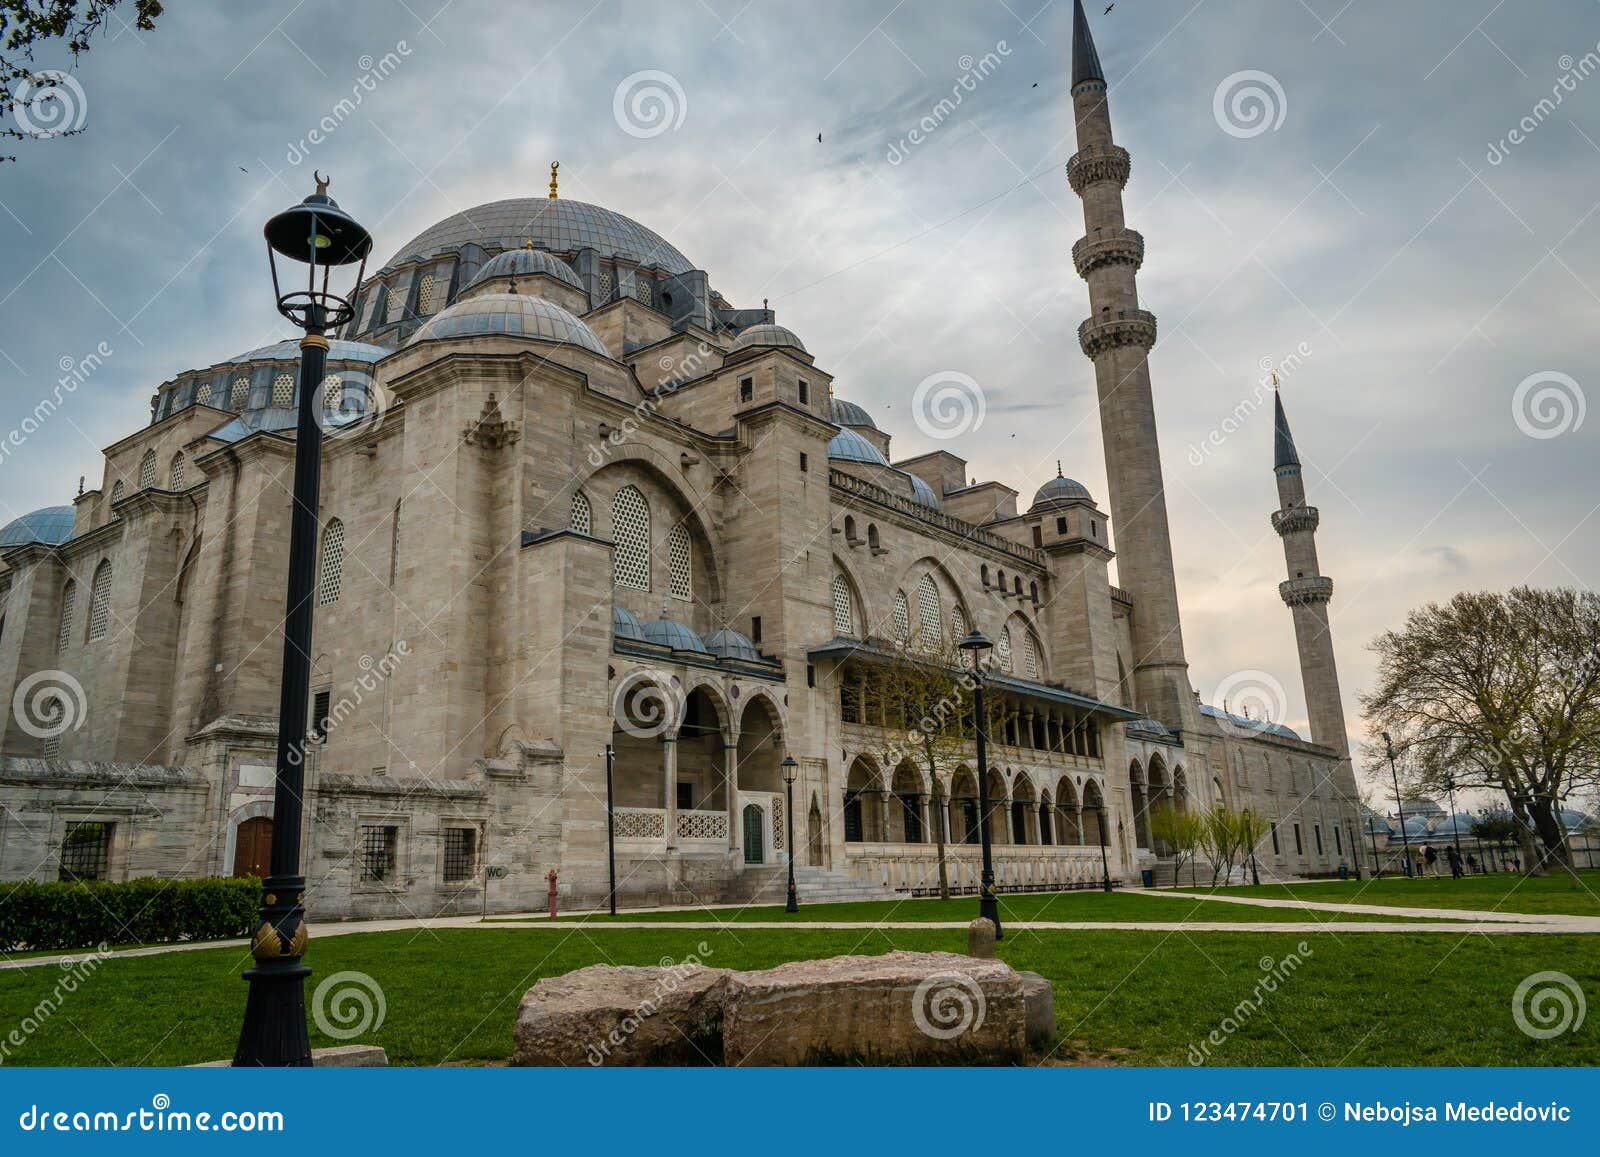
[548,161,559,199]
[313,170,330,196]
[1271,372,1280,389]
[524,237,535,249]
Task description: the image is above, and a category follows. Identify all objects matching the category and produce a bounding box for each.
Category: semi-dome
[705,628,762,663]
[387,197,695,275]
[1031,471,1094,508]
[468,246,584,293]
[906,475,941,509]
[730,323,806,355]
[409,293,611,357]
[829,397,878,430]
[827,428,887,465]
[612,606,645,641]
[0,506,75,549]
[641,617,709,653]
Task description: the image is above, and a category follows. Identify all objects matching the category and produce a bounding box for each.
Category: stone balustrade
[1078,308,1158,356]
[844,843,1115,895]
[1278,575,1334,607]
[1072,226,1145,277]
[1065,143,1132,193]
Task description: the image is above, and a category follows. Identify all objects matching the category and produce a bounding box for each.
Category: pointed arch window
[891,590,910,644]
[56,580,76,653]
[138,451,156,490]
[109,480,125,509]
[997,625,1013,672]
[611,485,651,592]
[915,574,942,650]
[170,453,186,490]
[830,575,855,637]
[272,372,295,408]
[570,490,592,535]
[951,605,970,667]
[1022,632,1039,680]
[87,561,113,642]
[317,519,346,606]
[668,524,692,600]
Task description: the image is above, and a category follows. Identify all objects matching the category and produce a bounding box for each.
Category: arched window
[86,560,113,642]
[230,376,250,410]
[951,605,970,667]
[997,625,1013,672]
[891,590,910,643]
[109,480,125,508]
[831,575,855,637]
[138,451,156,490]
[668,523,692,600]
[416,273,441,314]
[867,524,880,550]
[272,372,295,408]
[194,381,213,407]
[1029,581,1039,603]
[915,574,941,649]
[322,374,345,414]
[569,490,591,535]
[170,452,186,490]
[56,580,76,653]
[1022,632,1039,680]
[1014,575,1023,596]
[611,485,651,591]
[980,564,990,587]
[317,519,346,606]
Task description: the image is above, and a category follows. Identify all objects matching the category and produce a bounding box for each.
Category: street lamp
[781,755,799,913]
[1443,775,1464,866]
[1382,731,1411,878]
[235,176,372,1068]
[1095,808,1113,892]
[1367,813,1382,877]
[957,629,1001,938]
[1245,809,1261,885]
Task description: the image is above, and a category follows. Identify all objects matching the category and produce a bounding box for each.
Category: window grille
[57,581,76,652]
[668,524,692,599]
[109,480,125,506]
[916,574,941,649]
[443,828,476,883]
[170,453,185,490]
[138,451,156,489]
[997,626,1013,672]
[1023,633,1039,680]
[322,374,345,413]
[273,372,295,408]
[951,605,970,667]
[570,491,591,534]
[631,277,653,306]
[417,273,441,314]
[611,486,650,591]
[359,824,398,882]
[230,376,250,410]
[87,561,113,642]
[59,821,112,881]
[891,591,910,643]
[194,381,212,407]
[318,519,346,605]
[830,576,854,636]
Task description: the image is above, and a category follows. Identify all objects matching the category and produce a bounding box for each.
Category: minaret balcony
[1270,506,1320,536]
[1279,575,1334,607]
[1078,308,1157,356]
[1073,227,1145,277]
[1066,143,1131,194]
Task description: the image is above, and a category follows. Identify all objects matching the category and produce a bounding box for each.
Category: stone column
[662,736,678,850]
[724,744,739,854]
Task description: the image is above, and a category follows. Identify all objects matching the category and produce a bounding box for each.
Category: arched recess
[949,765,980,845]
[1083,778,1108,847]
[985,767,1009,846]
[609,668,680,810]
[222,799,275,878]
[1128,758,1151,850]
[1055,775,1083,845]
[808,791,825,866]
[1010,775,1037,845]
[677,683,732,814]
[1038,787,1054,846]
[734,691,784,794]
[830,556,868,638]
[1000,610,1049,682]
[582,453,726,606]
[889,761,926,843]
[844,755,884,843]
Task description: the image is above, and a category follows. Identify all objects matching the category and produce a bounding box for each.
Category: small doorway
[742,804,765,864]
[232,816,273,878]
[808,802,824,866]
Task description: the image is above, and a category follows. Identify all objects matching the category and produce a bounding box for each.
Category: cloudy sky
[2,0,1596,793]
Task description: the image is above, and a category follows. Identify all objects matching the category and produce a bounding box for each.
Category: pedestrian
[1424,844,1438,876]
[1466,852,1478,875]
[1446,845,1463,879]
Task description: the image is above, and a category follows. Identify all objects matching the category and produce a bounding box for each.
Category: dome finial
[524,237,534,249]
[548,161,559,200]
[1056,460,1063,478]
[313,170,331,196]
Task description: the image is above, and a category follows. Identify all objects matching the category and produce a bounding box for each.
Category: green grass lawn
[2,923,1593,1066]
[1180,869,1600,917]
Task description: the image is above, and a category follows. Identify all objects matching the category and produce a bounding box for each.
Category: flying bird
[238,165,248,172]
[817,133,823,143]
[1031,82,1038,88]
[1104,3,1115,12]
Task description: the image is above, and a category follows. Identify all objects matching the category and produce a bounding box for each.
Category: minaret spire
[1273,381,1300,469]
[1072,0,1104,87]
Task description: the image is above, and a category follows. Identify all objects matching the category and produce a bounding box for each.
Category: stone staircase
[725,864,902,905]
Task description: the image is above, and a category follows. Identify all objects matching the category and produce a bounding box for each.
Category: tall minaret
[1270,388,1351,769]
[1067,0,1194,729]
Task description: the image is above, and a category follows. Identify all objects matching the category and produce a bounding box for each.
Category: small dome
[827,428,887,465]
[409,293,610,358]
[642,617,709,653]
[612,606,644,641]
[830,397,878,430]
[225,338,386,365]
[705,629,762,663]
[468,247,584,293]
[730,323,807,355]
[1031,473,1094,508]
[0,506,75,549]
[907,475,941,509]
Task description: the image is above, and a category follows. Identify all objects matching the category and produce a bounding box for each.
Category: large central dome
[387,197,696,275]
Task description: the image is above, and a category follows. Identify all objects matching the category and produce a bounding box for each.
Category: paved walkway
[1139,887,1600,931]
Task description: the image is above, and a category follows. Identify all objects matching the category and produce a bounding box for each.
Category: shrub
[0,877,262,952]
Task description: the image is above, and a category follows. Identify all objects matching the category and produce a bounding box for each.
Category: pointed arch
[611,484,651,591]
[169,452,186,490]
[996,624,1013,672]
[830,573,856,637]
[890,589,910,643]
[914,573,941,649]
[569,489,592,535]
[138,451,156,490]
[56,579,77,653]
[317,518,347,605]
[667,521,692,600]
[86,560,113,642]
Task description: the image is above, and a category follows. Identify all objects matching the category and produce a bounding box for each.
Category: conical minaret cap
[1072,0,1105,86]
[1273,389,1301,469]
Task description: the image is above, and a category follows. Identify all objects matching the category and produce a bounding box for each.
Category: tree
[1470,809,1518,872]
[1362,587,1600,883]
[2,1,164,160]
[1149,803,1203,888]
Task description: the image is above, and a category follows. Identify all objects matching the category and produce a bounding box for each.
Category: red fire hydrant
[546,869,559,918]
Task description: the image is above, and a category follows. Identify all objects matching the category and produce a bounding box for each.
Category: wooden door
[232,816,273,878]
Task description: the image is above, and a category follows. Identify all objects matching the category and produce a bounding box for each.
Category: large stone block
[722,951,1025,1065]
[1018,970,1056,1049]
[513,962,729,1066]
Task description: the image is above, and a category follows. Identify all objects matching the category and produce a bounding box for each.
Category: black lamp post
[604,744,618,916]
[1245,809,1261,885]
[1096,807,1113,892]
[234,175,371,1068]
[1368,814,1382,877]
[957,629,1001,937]
[1383,731,1411,877]
[781,755,799,913]
[1443,775,1464,863]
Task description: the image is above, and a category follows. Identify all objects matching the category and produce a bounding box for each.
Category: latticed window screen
[570,491,591,534]
[317,519,346,605]
[230,376,250,410]
[416,274,441,314]
[916,574,942,649]
[272,372,295,408]
[109,480,125,506]
[667,524,692,600]
[443,828,476,883]
[322,374,345,412]
[891,591,910,643]
[138,452,156,489]
[611,486,651,591]
[997,626,1013,672]
[194,381,212,407]
[56,581,76,653]
[598,267,615,301]
[387,282,408,321]
[1023,633,1039,680]
[632,277,653,306]
[59,821,112,880]
[359,824,397,882]
[831,576,854,636]
[170,453,185,490]
[87,561,113,642]
[951,605,970,666]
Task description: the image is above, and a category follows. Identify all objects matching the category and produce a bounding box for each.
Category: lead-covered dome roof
[468,247,584,292]
[0,506,75,548]
[827,428,887,465]
[730,323,806,355]
[409,293,611,357]
[1031,474,1094,508]
[642,617,709,653]
[388,198,695,275]
[830,397,878,430]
